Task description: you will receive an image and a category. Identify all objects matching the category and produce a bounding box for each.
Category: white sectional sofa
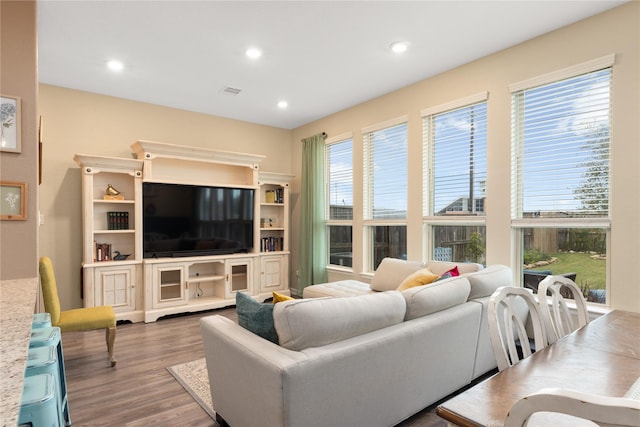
[200,261,513,427]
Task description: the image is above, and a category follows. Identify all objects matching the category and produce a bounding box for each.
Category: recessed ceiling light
[390,41,409,54]
[277,100,288,109]
[107,60,124,71]
[246,47,263,59]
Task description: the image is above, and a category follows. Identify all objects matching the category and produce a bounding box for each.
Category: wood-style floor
[62,307,449,426]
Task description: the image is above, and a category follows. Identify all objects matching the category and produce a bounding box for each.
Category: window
[326,134,353,267]
[511,56,613,304]
[422,94,488,264]
[363,118,408,270]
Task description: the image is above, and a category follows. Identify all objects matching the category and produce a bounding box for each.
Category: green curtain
[298,133,327,294]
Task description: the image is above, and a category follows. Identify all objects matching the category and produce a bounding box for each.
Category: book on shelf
[107,211,129,230]
[261,237,284,252]
[265,188,284,204]
[94,242,112,262]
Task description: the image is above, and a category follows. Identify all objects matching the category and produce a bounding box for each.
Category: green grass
[528,252,606,289]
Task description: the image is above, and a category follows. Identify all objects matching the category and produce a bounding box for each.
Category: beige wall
[290,2,640,311]
[17,2,640,313]
[0,1,39,280]
[38,85,292,310]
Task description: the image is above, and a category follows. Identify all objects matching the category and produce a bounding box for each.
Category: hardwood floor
[61,307,450,426]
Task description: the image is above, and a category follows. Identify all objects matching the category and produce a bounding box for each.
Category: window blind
[326,138,353,220]
[363,122,408,220]
[511,68,612,219]
[423,102,487,216]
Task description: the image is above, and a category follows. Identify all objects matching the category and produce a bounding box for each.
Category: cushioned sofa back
[403,276,471,321]
[274,291,406,351]
[426,260,484,276]
[466,264,513,300]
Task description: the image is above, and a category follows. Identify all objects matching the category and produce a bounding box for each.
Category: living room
[1,1,639,425]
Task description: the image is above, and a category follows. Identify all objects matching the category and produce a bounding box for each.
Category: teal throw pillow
[236,291,278,344]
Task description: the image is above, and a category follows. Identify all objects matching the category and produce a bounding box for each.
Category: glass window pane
[328,225,352,267]
[370,225,407,269]
[429,103,487,216]
[328,139,353,220]
[431,225,486,264]
[512,68,611,218]
[521,227,606,304]
[364,123,408,220]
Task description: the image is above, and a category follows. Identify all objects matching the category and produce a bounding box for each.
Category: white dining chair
[538,275,589,344]
[504,387,640,427]
[488,286,548,371]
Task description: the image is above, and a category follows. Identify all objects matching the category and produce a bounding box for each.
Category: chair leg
[106,326,117,367]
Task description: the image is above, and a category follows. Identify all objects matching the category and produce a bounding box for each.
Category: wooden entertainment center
[74,140,293,323]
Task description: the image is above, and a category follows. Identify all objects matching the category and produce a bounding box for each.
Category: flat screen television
[143,182,254,258]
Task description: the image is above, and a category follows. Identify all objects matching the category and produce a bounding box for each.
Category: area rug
[167,358,215,420]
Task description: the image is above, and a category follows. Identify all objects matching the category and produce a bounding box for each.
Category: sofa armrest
[200,315,308,426]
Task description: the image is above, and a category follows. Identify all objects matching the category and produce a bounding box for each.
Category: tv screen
[143,182,254,258]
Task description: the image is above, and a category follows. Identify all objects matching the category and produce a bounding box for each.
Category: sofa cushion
[426,261,484,276]
[274,291,406,351]
[466,264,513,300]
[302,280,374,298]
[370,258,425,292]
[396,268,440,291]
[236,291,278,344]
[402,276,471,321]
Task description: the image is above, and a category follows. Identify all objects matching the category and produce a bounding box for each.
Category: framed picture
[0,181,27,220]
[0,95,21,153]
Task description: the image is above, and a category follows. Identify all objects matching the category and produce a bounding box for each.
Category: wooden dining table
[436,310,640,427]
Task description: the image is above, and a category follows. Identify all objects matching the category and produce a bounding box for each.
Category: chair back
[488,286,547,371]
[538,275,589,344]
[504,387,640,427]
[38,257,61,325]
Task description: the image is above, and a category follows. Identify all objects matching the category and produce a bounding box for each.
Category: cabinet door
[92,265,136,312]
[225,258,253,299]
[260,255,285,292]
[152,264,187,308]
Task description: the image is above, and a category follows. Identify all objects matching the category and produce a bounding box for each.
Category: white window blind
[511,67,612,219]
[363,121,408,220]
[423,101,487,216]
[326,138,353,220]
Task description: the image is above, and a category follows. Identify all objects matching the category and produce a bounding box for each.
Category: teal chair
[18,373,60,427]
[29,327,70,426]
[25,346,67,426]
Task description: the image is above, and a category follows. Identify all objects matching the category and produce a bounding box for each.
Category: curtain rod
[301,132,327,142]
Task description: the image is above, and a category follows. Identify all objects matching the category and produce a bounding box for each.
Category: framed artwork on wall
[0,181,27,220]
[1,95,21,153]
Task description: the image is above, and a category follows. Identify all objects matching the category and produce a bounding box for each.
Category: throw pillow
[272,291,294,303]
[236,291,278,344]
[445,265,460,277]
[396,268,440,291]
[435,271,453,281]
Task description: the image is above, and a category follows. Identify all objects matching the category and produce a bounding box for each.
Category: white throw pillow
[370,258,424,292]
[426,261,484,276]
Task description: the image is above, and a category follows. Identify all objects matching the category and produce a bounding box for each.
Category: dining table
[436,309,640,427]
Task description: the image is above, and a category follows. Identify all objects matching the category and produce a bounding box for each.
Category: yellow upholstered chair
[39,256,117,367]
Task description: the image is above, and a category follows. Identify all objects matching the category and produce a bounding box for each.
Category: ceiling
[37,1,626,130]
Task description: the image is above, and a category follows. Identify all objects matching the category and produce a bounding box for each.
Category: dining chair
[504,387,640,427]
[39,256,117,367]
[538,275,589,344]
[488,286,547,371]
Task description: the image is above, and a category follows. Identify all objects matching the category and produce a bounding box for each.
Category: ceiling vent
[222,86,242,95]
